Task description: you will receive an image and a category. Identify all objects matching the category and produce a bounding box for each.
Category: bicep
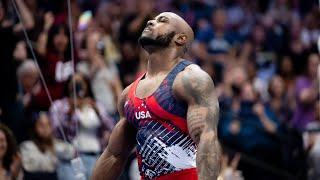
[176,66,219,144]
[178,68,222,178]
[187,95,219,144]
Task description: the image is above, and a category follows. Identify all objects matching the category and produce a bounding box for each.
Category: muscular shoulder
[117,83,133,115]
[177,64,213,84]
[173,64,215,104]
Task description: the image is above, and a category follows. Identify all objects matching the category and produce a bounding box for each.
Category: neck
[58,52,64,59]
[213,25,224,34]
[35,136,53,148]
[146,48,181,76]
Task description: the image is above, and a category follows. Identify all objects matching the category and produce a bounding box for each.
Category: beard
[138,31,176,50]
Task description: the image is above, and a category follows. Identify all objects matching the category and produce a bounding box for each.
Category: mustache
[138,31,176,48]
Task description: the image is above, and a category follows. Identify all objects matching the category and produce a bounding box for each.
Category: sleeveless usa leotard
[124,60,198,180]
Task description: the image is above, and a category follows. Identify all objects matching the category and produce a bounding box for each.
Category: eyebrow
[156,16,169,22]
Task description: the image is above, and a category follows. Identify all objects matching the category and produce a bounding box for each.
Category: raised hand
[44,11,54,31]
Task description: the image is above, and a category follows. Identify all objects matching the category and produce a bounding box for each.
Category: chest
[135,75,167,98]
[124,81,188,131]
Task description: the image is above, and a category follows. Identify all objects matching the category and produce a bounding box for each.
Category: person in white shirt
[49,73,115,179]
[84,30,123,118]
[20,112,75,180]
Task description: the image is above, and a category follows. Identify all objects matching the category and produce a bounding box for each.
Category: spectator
[277,55,296,104]
[303,101,320,180]
[267,75,293,123]
[194,7,239,83]
[118,0,155,86]
[95,1,122,64]
[218,66,248,111]
[248,23,277,92]
[287,17,310,75]
[117,42,141,87]
[16,60,41,109]
[219,82,281,179]
[0,0,34,145]
[35,23,72,110]
[0,124,21,180]
[267,0,294,26]
[3,40,31,143]
[84,30,123,119]
[195,8,238,60]
[20,112,75,180]
[119,0,155,44]
[300,7,320,50]
[16,60,42,141]
[292,53,319,131]
[49,73,114,179]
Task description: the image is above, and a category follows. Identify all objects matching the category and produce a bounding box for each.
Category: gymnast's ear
[174,34,187,46]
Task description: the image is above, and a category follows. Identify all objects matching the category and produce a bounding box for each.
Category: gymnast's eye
[158,16,168,23]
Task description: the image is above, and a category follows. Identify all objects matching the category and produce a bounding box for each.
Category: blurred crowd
[0,0,319,179]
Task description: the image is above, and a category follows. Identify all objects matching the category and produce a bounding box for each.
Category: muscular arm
[174,65,221,180]
[92,85,136,180]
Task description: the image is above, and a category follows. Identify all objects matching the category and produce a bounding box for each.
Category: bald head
[139,12,194,54]
[158,12,194,41]
[159,12,194,44]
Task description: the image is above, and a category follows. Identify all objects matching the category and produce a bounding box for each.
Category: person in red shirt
[35,23,72,109]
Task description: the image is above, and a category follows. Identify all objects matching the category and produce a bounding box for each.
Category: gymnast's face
[139,13,176,49]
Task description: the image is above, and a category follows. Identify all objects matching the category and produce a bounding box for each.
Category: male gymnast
[92,12,221,180]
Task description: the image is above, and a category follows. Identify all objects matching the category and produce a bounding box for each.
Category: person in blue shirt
[195,8,239,58]
[194,8,239,83]
[219,82,282,180]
